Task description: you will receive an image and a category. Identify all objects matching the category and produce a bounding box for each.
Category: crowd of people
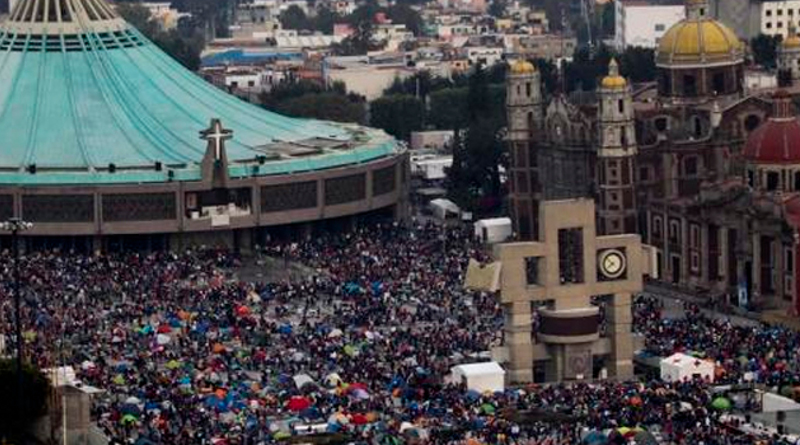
[0,221,798,445]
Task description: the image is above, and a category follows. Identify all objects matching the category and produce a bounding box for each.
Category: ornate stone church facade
[507,0,800,316]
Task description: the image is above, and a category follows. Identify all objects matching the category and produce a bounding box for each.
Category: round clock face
[599,249,626,279]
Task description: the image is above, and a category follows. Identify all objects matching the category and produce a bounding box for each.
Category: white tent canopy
[450,362,505,393]
[660,353,715,383]
[474,217,512,243]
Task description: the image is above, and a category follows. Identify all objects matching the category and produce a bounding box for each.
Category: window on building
[558,228,584,284]
[767,171,780,190]
[655,23,665,32]
[748,169,755,187]
[653,216,663,238]
[669,220,680,243]
[767,10,773,17]
[684,156,698,176]
[690,224,700,249]
[693,117,703,138]
[640,166,650,182]
[712,72,725,94]
[655,117,668,132]
[526,82,532,97]
[794,171,800,190]
[684,75,697,97]
[618,99,624,113]
[778,8,784,16]
[779,21,784,28]
[525,257,540,285]
[767,22,773,29]
[744,115,761,131]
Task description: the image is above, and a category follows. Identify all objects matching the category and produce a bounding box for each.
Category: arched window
[655,117,668,132]
[693,117,702,138]
[744,115,761,132]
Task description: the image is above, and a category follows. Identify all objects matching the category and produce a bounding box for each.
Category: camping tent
[474,218,512,244]
[429,199,460,220]
[450,362,505,393]
[660,353,715,383]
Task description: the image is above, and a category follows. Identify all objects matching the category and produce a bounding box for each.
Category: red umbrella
[350,413,369,425]
[347,382,368,392]
[629,396,643,407]
[286,396,312,412]
[236,306,251,317]
[157,324,171,334]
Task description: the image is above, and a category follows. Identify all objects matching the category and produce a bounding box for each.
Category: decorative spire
[608,58,620,77]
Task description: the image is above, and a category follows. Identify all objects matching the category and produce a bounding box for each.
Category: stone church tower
[596,59,638,235]
[506,59,543,240]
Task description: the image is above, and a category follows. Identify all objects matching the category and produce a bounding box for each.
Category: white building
[324,55,413,100]
[760,0,800,39]
[615,1,685,50]
[410,130,454,150]
[464,46,504,66]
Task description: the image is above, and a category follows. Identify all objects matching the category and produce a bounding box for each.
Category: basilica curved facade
[507,0,800,315]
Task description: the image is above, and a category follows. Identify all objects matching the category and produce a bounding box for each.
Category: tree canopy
[370,94,426,140]
[117,3,204,71]
[260,80,366,124]
[751,34,782,69]
[0,360,50,443]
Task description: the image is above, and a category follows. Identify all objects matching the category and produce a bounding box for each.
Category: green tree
[447,64,505,210]
[275,93,366,123]
[117,3,204,71]
[600,1,616,38]
[369,94,425,140]
[116,2,160,37]
[564,44,614,92]
[488,0,507,18]
[387,4,423,35]
[751,34,782,69]
[428,87,469,130]
[0,360,50,442]
[312,6,338,34]
[280,5,310,31]
[619,46,656,82]
[261,80,365,123]
[533,58,558,93]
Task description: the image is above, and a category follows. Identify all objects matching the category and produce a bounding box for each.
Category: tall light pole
[1,217,33,420]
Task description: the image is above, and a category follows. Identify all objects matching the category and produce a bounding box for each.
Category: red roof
[743,118,800,164]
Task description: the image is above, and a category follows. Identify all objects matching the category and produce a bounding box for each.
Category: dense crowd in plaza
[0,221,799,444]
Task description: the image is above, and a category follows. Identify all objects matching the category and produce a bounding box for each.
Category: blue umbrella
[278,324,293,334]
[465,389,481,401]
[582,430,607,445]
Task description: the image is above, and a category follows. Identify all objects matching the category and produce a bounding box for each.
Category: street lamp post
[1,217,33,421]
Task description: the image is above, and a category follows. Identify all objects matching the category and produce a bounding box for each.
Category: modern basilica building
[0,0,408,251]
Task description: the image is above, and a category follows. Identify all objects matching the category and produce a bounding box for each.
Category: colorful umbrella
[286,396,312,412]
[711,397,732,410]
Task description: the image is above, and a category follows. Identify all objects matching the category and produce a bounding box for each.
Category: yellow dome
[656,19,743,67]
[785,35,800,49]
[600,59,627,89]
[509,59,536,75]
[601,76,627,89]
